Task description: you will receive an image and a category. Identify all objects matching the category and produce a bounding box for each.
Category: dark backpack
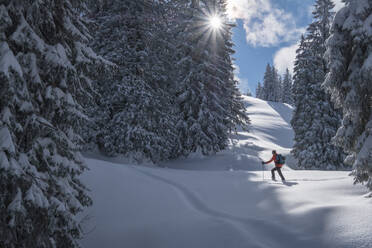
[276,154,285,164]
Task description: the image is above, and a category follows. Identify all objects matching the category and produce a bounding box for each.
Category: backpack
[275,154,285,164]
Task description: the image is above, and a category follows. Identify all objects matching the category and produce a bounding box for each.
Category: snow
[80,97,372,248]
[0,42,23,77]
[362,51,372,72]
[8,188,25,213]
[10,16,45,52]
[25,184,50,209]
[0,126,15,154]
[45,44,73,69]
[1,107,11,125]
[25,53,42,85]
[63,17,87,43]
[19,101,33,113]
[66,93,75,105]
[0,151,10,169]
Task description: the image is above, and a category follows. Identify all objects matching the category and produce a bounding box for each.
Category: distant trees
[256,64,293,105]
[291,0,346,170]
[255,82,263,99]
[245,89,252,96]
[282,69,293,105]
[324,0,372,190]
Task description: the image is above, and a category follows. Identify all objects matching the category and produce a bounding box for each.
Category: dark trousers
[271,167,285,180]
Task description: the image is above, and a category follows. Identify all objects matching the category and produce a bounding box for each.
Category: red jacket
[264,154,283,168]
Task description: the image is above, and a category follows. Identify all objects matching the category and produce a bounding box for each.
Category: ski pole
[261,161,264,181]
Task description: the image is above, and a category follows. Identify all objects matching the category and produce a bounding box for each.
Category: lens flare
[209,16,222,29]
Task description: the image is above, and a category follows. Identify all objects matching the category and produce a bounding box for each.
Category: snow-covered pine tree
[0,1,106,247]
[324,0,372,191]
[89,0,179,162]
[291,0,346,170]
[256,82,263,99]
[262,64,273,101]
[282,68,293,105]
[275,71,283,102]
[174,0,229,155]
[262,64,282,102]
[291,35,308,107]
[291,36,314,166]
[214,0,250,133]
[174,0,249,155]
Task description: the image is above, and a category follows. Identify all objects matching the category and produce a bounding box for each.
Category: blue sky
[227,0,344,95]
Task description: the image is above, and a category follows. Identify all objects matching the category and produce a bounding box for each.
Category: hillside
[160,96,294,171]
[80,97,372,248]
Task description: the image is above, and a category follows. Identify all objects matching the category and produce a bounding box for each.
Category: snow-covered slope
[80,97,372,248]
[160,96,295,171]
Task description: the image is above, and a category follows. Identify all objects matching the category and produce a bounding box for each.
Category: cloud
[273,42,299,75]
[227,0,304,47]
[273,0,345,76]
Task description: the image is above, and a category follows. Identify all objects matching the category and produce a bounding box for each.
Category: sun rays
[209,15,222,30]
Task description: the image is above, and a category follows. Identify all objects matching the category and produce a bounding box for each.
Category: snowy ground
[80,97,372,248]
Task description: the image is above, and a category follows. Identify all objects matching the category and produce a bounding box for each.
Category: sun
[209,16,222,30]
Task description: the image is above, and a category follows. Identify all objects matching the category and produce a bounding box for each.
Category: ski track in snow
[131,166,325,248]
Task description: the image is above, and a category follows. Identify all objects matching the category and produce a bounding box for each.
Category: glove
[261,161,264,165]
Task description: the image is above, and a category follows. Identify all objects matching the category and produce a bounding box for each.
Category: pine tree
[174,0,228,154]
[282,68,293,105]
[256,82,263,99]
[215,0,250,133]
[291,0,346,170]
[89,0,179,162]
[262,64,273,101]
[0,1,106,247]
[275,72,283,102]
[261,64,282,102]
[324,0,372,191]
[174,0,249,155]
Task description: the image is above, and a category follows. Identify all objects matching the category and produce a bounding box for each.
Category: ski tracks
[131,166,325,248]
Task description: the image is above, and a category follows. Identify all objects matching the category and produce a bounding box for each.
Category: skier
[262,150,285,181]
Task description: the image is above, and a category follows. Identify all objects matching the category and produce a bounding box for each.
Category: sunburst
[209,15,222,30]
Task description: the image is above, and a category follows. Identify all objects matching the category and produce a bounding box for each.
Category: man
[262,150,285,181]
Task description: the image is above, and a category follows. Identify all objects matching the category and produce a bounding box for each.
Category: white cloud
[273,0,345,76]
[273,42,299,75]
[227,0,304,47]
